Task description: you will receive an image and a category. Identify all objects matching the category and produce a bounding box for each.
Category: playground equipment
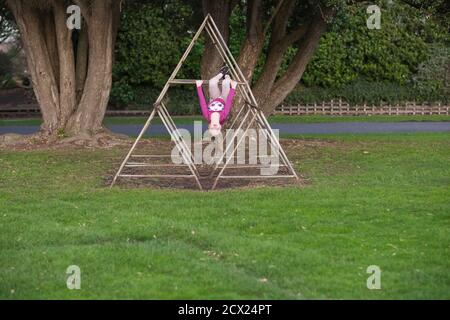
[110,15,298,190]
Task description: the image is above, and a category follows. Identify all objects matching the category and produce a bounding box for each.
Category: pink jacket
[196,85,236,124]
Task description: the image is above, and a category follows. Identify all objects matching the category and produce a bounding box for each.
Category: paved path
[1,122,449,136]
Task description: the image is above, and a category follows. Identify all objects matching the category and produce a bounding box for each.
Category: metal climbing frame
[110,14,298,190]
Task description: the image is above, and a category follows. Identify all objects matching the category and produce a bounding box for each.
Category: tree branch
[281,21,310,48]
[262,6,335,113]
[263,0,285,35]
[269,0,297,46]
[246,0,264,40]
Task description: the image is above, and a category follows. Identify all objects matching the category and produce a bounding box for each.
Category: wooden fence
[0,104,41,118]
[275,100,450,116]
[2,100,450,118]
[0,104,151,118]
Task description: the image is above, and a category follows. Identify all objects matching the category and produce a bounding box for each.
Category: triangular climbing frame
[111,15,299,190]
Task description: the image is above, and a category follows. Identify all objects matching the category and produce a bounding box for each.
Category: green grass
[0,114,448,127]
[0,132,449,299]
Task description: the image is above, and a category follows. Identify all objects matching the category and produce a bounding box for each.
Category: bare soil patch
[104,138,343,190]
[1,136,344,190]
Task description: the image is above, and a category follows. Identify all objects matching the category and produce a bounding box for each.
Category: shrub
[110,1,202,107]
[413,44,450,101]
[284,81,445,106]
[302,1,433,88]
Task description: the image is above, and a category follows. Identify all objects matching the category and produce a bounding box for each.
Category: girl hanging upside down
[196,70,238,137]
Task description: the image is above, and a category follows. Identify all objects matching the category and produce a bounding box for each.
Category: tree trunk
[236,0,264,82]
[226,0,264,127]
[43,10,60,87]
[252,0,299,107]
[7,0,121,141]
[261,9,332,115]
[7,0,60,134]
[200,0,235,79]
[66,1,119,135]
[75,21,88,104]
[54,0,76,126]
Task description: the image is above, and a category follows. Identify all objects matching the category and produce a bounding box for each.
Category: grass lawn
[0,114,449,127]
[0,132,449,299]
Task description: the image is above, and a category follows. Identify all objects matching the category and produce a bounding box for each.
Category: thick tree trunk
[236,0,264,82]
[7,0,60,134]
[261,10,332,115]
[7,0,121,141]
[43,10,60,86]
[252,0,298,107]
[75,21,88,104]
[66,1,119,135]
[200,0,235,79]
[226,0,264,126]
[54,0,76,126]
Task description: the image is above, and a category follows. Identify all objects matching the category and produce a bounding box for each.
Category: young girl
[196,72,238,137]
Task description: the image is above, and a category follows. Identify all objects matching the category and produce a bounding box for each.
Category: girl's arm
[196,81,210,122]
[220,81,237,123]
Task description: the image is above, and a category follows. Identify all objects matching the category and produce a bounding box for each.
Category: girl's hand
[196,80,203,87]
[231,80,238,89]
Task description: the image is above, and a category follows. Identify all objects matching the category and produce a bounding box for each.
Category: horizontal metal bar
[169,79,245,85]
[125,164,189,167]
[131,155,172,158]
[218,175,297,179]
[217,165,287,169]
[118,175,195,178]
[218,155,278,158]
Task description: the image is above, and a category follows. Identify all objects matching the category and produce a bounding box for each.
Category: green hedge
[285,81,449,106]
[110,86,199,115]
[110,1,201,107]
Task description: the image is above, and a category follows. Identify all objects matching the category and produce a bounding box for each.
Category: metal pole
[212,112,258,190]
[205,23,253,105]
[254,109,299,179]
[159,103,198,168]
[157,107,203,190]
[208,18,259,107]
[169,79,245,85]
[110,107,157,187]
[248,107,294,175]
[211,106,252,173]
[154,16,210,106]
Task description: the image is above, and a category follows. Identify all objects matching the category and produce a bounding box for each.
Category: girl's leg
[209,73,223,100]
[221,75,231,100]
